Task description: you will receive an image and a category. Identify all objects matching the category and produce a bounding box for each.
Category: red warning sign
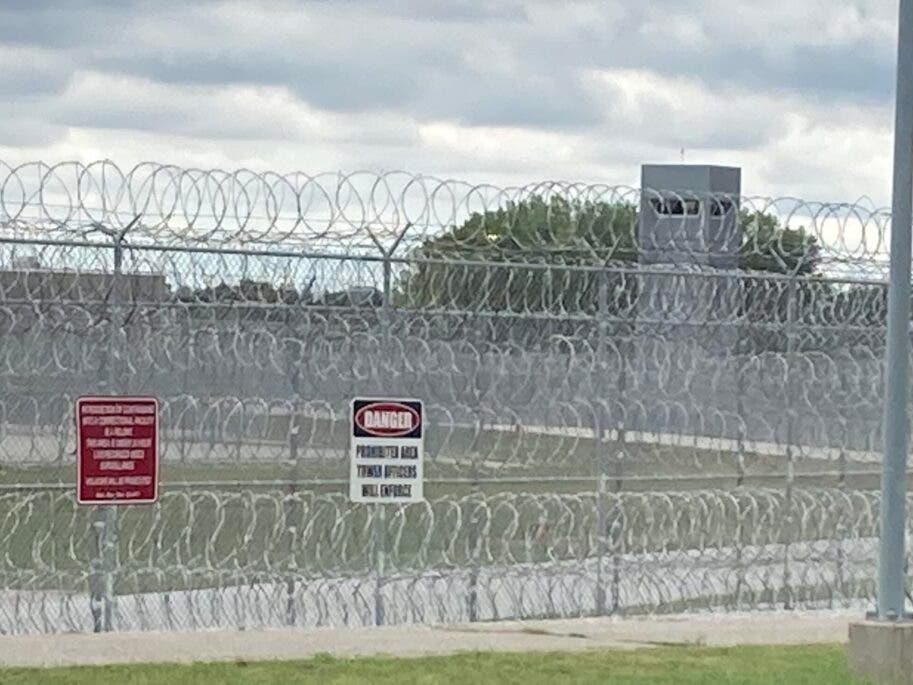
[76,396,159,505]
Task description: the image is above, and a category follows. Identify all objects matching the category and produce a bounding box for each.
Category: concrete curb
[0,610,856,668]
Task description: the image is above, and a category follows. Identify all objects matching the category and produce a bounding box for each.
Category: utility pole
[878,0,913,621]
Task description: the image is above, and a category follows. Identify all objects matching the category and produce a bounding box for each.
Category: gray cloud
[2,1,892,114]
[0,0,899,202]
[0,117,63,148]
[0,46,73,98]
[355,0,530,22]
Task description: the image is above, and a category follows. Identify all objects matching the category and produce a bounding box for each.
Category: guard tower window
[650,198,700,216]
[709,199,735,217]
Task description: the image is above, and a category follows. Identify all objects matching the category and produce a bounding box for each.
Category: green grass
[0,645,866,684]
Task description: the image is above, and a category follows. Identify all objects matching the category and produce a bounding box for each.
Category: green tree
[396,196,820,315]
[175,278,312,321]
[739,210,819,275]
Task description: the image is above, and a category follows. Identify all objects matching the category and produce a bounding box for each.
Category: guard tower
[639,164,741,267]
[637,164,742,351]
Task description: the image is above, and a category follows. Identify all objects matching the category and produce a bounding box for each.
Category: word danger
[362,410,412,430]
[353,401,421,438]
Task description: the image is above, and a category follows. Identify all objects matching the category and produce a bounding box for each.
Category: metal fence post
[735,324,747,490]
[373,503,387,626]
[89,517,105,632]
[734,330,747,608]
[284,303,304,628]
[610,275,629,616]
[467,498,481,622]
[467,422,482,622]
[99,505,117,632]
[179,310,191,464]
[285,395,302,627]
[878,0,913,621]
[835,420,848,607]
[92,231,126,632]
[782,277,797,610]
[594,270,609,616]
[373,251,395,626]
[611,423,626,615]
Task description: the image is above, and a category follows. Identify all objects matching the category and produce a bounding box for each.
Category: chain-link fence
[0,161,899,634]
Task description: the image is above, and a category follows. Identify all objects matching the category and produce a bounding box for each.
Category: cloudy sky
[0,0,900,203]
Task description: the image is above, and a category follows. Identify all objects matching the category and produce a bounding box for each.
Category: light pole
[878,0,913,621]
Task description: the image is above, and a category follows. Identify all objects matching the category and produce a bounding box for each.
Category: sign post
[77,395,158,632]
[350,398,424,626]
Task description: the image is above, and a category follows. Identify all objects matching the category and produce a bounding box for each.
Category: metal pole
[610,282,629,616]
[285,392,302,626]
[97,234,125,632]
[467,414,482,622]
[879,0,913,621]
[836,420,848,607]
[374,504,386,626]
[594,271,608,616]
[467,483,481,622]
[283,303,304,627]
[734,347,746,608]
[104,235,126,632]
[374,252,394,626]
[782,278,797,610]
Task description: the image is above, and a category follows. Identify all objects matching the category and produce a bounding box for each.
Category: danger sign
[353,401,422,438]
[350,398,424,503]
[76,396,159,505]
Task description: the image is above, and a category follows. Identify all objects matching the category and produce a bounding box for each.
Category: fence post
[467,419,482,622]
[611,423,626,615]
[734,335,747,608]
[373,251,395,626]
[467,498,481,622]
[98,505,117,632]
[735,326,747,489]
[611,274,629,616]
[179,310,191,464]
[91,231,126,632]
[284,300,304,627]
[285,394,302,627]
[373,503,387,626]
[594,269,609,616]
[782,277,797,609]
[89,517,104,632]
[835,420,848,607]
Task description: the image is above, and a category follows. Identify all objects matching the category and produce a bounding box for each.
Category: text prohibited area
[350,398,424,503]
[77,396,159,505]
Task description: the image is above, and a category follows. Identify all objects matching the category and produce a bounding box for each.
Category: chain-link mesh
[0,161,899,634]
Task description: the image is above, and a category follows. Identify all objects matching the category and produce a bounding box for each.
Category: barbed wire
[0,160,901,635]
[0,305,889,469]
[0,488,883,634]
[0,161,892,269]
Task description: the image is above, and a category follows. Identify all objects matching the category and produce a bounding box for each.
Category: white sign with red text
[349,398,424,503]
